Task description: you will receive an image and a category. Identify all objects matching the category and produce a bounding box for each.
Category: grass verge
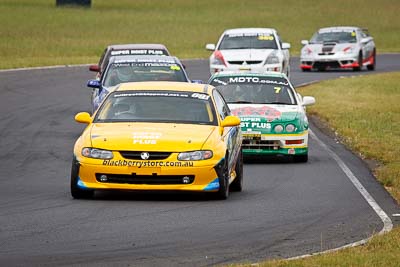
[299,72,400,202]
[234,72,400,267]
[255,227,400,267]
[0,0,400,69]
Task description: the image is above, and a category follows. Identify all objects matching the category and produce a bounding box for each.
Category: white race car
[300,26,376,71]
[206,28,291,77]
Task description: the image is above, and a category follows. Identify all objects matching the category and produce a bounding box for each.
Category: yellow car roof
[116,82,214,95]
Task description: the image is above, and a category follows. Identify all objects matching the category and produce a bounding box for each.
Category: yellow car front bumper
[76,157,223,192]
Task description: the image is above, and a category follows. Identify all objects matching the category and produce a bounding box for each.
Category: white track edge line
[295,80,320,88]
[0,59,206,73]
[0,64,92,73]
[287,130,393,261]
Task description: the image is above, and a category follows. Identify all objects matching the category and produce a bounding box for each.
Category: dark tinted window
[219,33,278,50]
[212,90,230,120]
[310,31,357,44]
[103,61,188,87]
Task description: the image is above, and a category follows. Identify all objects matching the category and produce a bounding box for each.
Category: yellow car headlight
[178,150,213,161]
[82,147,113,159]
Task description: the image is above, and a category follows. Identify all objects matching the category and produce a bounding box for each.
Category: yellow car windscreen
[95,90,217,125]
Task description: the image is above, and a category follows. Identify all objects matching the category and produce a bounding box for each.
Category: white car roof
[318,26,360,33]
[223,28,276,35]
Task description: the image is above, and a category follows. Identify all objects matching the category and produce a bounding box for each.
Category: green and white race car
[208,72,315,162]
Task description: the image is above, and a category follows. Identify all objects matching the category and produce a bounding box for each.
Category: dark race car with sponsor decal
[209,72,315,162]
[89,44,171,75]
[87,55,191,112]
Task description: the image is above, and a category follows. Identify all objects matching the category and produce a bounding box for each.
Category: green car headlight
[285,124,296,133]
[82,147,113,159]
[274,124,284,133]
[178,150,213,161]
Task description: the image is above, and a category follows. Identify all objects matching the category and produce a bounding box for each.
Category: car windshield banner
[210,76,289,86]
[111,49,167,56]
[113,58,179,68]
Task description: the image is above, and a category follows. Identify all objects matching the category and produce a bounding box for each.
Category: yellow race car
[71,82,243,200]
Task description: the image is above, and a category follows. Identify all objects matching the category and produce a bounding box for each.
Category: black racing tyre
[70,158,94,199]
[285,65,290,78]
[367,49,376,71]
[294,154,308,163]
[216,157,230,200]
[230,149,243,192]
[353,52,362,71]
[302,68,311,72]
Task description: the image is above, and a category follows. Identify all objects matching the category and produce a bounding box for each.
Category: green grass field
[0,0,399,69]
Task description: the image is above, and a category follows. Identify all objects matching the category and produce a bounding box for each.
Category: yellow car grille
[95,173,195,185]
[119,151,172,160]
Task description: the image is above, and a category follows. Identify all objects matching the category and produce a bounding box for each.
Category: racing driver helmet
[116,65,135,82]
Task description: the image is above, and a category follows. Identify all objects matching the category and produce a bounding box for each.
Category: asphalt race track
[0,54,399,266]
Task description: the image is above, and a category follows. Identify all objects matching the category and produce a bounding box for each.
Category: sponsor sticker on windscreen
[258,35,274,41]
[227,32,272,38]
[114,92,190,98]
[224,76,289,86]
[114,58,175,64]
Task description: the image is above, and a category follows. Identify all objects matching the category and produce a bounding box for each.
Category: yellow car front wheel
[70,158,94,199]
[216,156,229,200]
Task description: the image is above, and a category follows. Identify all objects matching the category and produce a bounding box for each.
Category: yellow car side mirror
[221,115,241,127]
[75,112,92,124]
